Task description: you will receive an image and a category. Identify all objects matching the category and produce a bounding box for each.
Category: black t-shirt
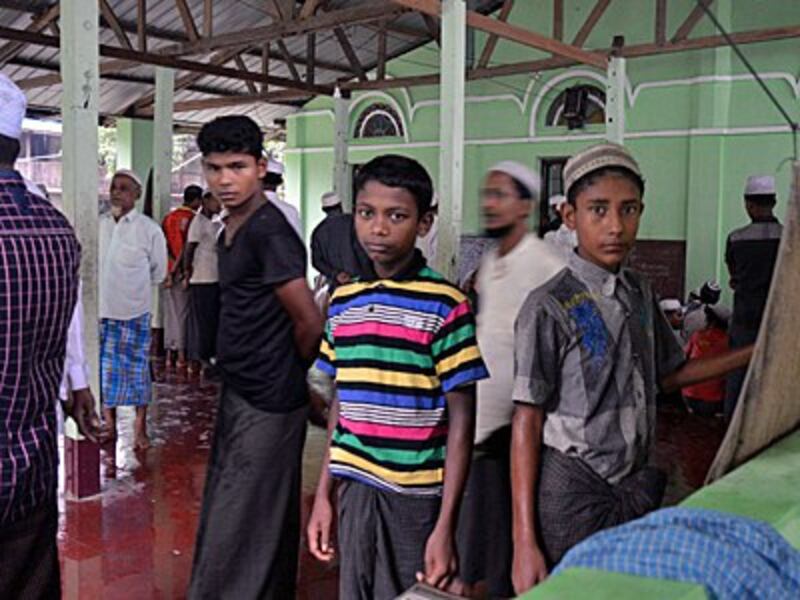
[217,201,308,412]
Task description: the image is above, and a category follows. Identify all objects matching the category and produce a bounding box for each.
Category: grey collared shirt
[512,252,685,484]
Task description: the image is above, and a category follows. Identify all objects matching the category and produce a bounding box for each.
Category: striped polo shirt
[316,254,488,496]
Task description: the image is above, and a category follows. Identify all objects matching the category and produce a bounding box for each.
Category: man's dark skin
[0,155,104,444]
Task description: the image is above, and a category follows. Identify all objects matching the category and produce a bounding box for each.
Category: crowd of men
[0,70,784,600]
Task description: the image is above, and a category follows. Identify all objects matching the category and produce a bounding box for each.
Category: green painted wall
[286,0,799,299]
[116,117,154,212]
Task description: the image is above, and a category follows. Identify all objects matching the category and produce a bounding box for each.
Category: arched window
[545,84,606,130]
[354,103,404,138]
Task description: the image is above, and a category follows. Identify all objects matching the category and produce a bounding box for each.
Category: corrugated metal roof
[0,0,503,129]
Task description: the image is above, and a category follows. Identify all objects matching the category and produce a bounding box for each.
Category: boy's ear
[417,210,434,237]
[563,201,577,231]
[256,156,268,180]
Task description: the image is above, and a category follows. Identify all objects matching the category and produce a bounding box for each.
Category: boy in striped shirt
[307,155,488,599]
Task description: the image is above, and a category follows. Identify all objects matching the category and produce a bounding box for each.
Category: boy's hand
[62,388,105,444]
[306,495,335,562]
[512,540,548,594]
[417,525,458,589]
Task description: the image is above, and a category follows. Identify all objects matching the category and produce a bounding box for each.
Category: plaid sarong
[100,313,152,407]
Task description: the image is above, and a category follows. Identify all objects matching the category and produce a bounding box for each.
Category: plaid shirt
[0,169,80,525]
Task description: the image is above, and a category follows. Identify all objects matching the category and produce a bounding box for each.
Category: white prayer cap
[267,157,284,175]
[548,194,567,208]
[708,304,731,323]
[0,73,26,140]
[744,175,775,196]
[488,161,540,199]
[112,168,144,189]
[659,298,682,313]
[321,191,340,208]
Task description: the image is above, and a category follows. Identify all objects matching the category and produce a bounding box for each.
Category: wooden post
[60,0,100,499]
[436,0,466,280]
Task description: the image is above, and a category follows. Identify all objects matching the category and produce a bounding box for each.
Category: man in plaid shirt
[0,74,101,598]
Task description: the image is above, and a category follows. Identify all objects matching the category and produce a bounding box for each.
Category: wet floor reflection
[56,372,725,599]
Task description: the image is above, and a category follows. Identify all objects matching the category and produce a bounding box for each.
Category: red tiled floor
[57,366,338,600]
[56,370,724,599]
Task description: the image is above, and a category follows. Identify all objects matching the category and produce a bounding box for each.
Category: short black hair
[183,184,203,204]
[567,166,645,206]
[0,134,21,165]
[355,154,433,215]
[197,115,263,160]
[745,193,777,207]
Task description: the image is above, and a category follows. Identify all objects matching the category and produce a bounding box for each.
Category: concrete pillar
[60,0,100,498]
[685,1,733,298]
[436,0,467,281]
[605,56,626,144]
[116,118,154,212]
[333,87,351,212]
[152,67,175,222]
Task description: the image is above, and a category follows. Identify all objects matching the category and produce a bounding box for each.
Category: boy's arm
[275,279,324,362]
[418,384,476,589]
[307,390,340,562]
[661,345,753,393]
[511,403,548,594]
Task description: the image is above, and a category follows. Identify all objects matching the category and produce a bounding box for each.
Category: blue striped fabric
[100,313,152,407]
[555,507,800,599]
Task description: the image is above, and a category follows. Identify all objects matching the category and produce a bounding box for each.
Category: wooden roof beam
[0,25,335,96]
[655,0,666,46]
[571,0,612,47]
[477,0,515,69]
[174,0,201,41]
[160,3,407,57]
[672,0,713,43]
[137,89,312,116]
[137,0,147,51]
[342,24,800,91]
[334,26,368,82]
[299,0,325,20]
[0,3,59,67]
[99,0,134,50]
[390,0,607,69]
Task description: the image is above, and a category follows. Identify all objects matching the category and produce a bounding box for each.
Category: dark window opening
[546,85,606,130]
[539,157,569,237]
[354,103,404,139]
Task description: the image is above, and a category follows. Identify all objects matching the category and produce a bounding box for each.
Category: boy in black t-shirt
[188,116,323,600]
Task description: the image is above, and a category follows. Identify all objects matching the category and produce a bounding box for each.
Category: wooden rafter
[0,3,59,67]
[99,0,134,50]
[377,20,387,80]
[174,0,200,41]
[571,0,612,47]
[138,89,312,116]
[161,4,407,57]
[276,39,302,82]
[341,23,800,91]
[672,0,713,44]
[203,0,212,38]
[334,26,368,81]
[137,0,147,51]
[477,0,515,69]
[422,14,440,46]
[553,0,563,41]
[299,0,325,20]
[306,32,316,86]
[261,42,269,94]
[390,0,606,69]
[234,55,258,94]
[655,0,667,46]
[16,58,136,90]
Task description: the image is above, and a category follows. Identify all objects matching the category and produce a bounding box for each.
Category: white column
[436,0,466,281]
[333,87,351,212]
[605,56,626,144]
[151,67,174,330]
[60,0,99,438]
[152,67,175,222]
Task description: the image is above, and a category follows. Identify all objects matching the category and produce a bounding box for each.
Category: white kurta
[474,233,566,444]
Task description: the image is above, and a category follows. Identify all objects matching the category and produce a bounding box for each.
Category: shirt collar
[568,251,633,297]
[752,215,779,224]
[0,168,22,180]
[360,249,427,282]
